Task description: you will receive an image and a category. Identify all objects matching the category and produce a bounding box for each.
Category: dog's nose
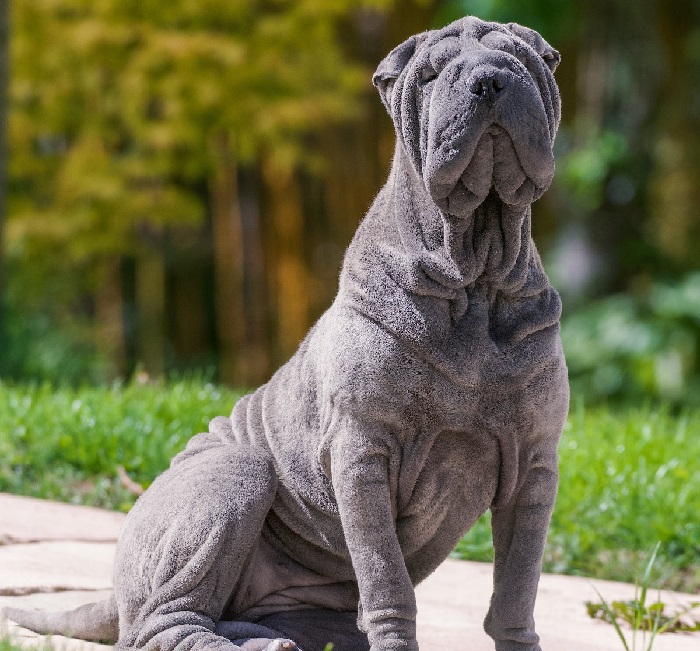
[468,67,508,101]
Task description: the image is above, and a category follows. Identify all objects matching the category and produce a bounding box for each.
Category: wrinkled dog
[5,16,569,651]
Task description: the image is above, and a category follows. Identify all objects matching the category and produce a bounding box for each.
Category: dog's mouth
[421,56,556,217]
[453,125,551,212]
[425,121,555,217]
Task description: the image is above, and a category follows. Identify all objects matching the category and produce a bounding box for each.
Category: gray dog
[5,15,569,651]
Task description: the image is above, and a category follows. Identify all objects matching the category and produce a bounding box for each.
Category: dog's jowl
[5,16,569,651]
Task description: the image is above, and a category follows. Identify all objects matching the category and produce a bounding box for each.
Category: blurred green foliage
[563,274,700,405]
[1,303,105,385]
[6,0,375,282]
[0,634,28,651]
[437,0,581,38]
[1,0,700,403]
[558,129,630,212]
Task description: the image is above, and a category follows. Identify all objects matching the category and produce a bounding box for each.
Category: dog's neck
[387,142,551,320]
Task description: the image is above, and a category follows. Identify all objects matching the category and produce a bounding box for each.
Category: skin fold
[3,15,569,651]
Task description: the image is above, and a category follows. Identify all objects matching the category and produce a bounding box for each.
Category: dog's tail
[2,595,119,643]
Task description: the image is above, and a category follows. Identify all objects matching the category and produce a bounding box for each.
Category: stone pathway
[1,493,698,651]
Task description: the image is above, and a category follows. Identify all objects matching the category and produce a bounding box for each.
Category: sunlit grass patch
[587,543,700,650]
[0,629,54,651]
[455,403,700,592]
[0,378,242,511]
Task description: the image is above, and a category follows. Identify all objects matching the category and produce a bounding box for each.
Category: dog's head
[373,17,561,215]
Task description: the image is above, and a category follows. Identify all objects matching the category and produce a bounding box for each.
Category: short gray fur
[4,15,568,651]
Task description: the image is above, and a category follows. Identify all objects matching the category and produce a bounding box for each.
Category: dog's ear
[506,22,560,72]
[372,33,425,112]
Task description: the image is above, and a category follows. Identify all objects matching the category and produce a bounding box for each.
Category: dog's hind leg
[253,609,370,651]
[112,434,291,651]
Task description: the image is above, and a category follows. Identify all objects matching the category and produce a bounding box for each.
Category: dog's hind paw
[266,641,296,651]
[234,639,296,651]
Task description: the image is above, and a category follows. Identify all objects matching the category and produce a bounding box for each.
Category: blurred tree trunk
[136,226,166,378]
[210,135,246,386]
[319,0,436,293]
[574,2,608,140]
[326,0,437,237]
[238,167,270,384]
[262,157,309,362]
[94,257,126,380]
[169,264,211,365]
[651,0,700,264]
[0,0,8,350]
[168,226,214,370]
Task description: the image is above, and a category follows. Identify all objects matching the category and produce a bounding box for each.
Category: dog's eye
[420,65,438,84]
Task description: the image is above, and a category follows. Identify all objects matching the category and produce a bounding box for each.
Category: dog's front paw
[495,642,541,651]
[370,641,419,651]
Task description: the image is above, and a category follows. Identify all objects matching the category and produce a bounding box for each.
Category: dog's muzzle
[423,50,555,215]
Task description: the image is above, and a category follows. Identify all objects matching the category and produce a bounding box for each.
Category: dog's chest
[396,425,499,522]
[391,320,562,420]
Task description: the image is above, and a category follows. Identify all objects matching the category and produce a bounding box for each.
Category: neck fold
[389,146,550,321]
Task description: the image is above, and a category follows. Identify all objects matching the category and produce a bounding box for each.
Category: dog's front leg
[329,424,417,651]
[484,444,559,651]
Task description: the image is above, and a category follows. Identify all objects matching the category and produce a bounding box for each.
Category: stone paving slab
[0,493,124,544]
[417,558,700,651]
[1,493,699,651]
[0,542,114,596]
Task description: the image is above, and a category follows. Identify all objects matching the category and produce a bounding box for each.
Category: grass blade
[593,585,631,651]
[652,601,700,640]
[636,541,660,651]
[639,542,661,610]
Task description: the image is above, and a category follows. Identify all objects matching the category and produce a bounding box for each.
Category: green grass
[586,543,700,651]
[1,380,699,592]
[455,403,700,592]
[552,403,700,591]
[0,628,54,651]
[0,633,25,651]
[0,378,242,511]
